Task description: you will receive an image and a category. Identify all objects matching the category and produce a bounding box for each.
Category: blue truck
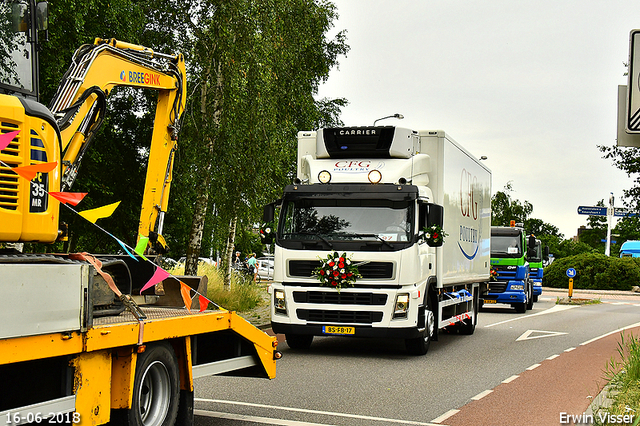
[482,224,534,313]
[620,240,640,257]
[527,238,549,302]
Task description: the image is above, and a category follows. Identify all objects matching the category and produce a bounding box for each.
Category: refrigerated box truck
[263,127,491,355]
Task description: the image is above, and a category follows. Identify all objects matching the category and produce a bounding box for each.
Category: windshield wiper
[340,233,394,249]
[283,232,334,249]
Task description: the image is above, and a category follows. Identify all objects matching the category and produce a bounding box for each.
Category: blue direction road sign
[614,209,637,217]
[566,268,577,278]
[577,206,608,216]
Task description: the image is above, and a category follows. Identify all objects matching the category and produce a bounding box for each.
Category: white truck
[263,127,491,355]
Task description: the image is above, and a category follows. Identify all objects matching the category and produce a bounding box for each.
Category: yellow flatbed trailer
[0,261,278,426]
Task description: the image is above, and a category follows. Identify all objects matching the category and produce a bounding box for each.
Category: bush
[544,253,640,291]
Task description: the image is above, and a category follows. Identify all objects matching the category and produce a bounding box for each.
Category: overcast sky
[316,0,640,239]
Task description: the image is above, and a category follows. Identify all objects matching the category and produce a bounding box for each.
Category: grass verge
[595,333,640,425]
[168,263,263,312]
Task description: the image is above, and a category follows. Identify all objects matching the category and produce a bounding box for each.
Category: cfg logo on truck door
[458,168,480,260]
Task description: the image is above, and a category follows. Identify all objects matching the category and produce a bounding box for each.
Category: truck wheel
[405,307,435,355]
[458,288,478,335]
[285,334,313,349]
[526,283,534,310]
[533,294,539,303]
[515,302,526,313]
[129,342,180,426]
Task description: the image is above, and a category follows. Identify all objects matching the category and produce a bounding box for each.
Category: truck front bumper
[271,322,423,339]
[481,281,526,305]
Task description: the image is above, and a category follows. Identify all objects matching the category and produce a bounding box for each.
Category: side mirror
[36,2,48,31]
[543,245,550,262]
[418,201,444,247]
[263,202,276,223]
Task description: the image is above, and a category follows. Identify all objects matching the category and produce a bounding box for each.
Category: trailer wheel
[285,334,313,350]
[406,306,435,356]
[129,342,180,426]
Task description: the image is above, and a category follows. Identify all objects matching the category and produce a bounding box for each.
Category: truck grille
[0,124,21,211]
[297,309,383,324]
[488,282,508,293]
[289,260,393,279]
[293,291,387,305]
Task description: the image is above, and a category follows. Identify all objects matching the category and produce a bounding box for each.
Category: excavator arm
[49,38,187,253]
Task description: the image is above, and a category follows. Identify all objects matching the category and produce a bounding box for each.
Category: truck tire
[405,305,435,356]
[285,334,313,349]
[458,287,478,335]
[129,342,180,426]
[514,302,526,313]
[526,282,534,310]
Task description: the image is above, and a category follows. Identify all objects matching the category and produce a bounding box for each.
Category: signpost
[566,269,576,300]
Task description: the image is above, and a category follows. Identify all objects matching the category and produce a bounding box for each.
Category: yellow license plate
[484,299,497,304]
[322,326,355,335]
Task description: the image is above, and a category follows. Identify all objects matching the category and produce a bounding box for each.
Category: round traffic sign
[566,268,577,278]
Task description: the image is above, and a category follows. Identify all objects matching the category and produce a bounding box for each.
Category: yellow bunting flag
[0,130,20,151]
[134,236,149,261]
[78,201,121,224]
[12,162,58,181]
[180,282,192,312]
[49,192,87,206]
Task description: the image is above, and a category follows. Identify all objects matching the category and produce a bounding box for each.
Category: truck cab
[483,225,533,313]
[527,237,548,302]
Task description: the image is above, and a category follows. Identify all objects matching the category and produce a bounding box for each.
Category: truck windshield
[0,0,34,94]
[491,235,522,258]
[279,199,413,245]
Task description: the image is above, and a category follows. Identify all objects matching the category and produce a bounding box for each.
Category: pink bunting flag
[199,295,209,312]
[139,266,170,294]
[13,162,58,181]
[180,282,192,312]
[49,192,88,206]
[0,130,20,151]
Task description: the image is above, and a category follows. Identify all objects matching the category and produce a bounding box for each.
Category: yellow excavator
[0,0,186,254]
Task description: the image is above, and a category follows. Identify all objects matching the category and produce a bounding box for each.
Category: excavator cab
[1,0,61,243]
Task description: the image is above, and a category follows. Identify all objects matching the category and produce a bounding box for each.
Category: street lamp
[373,113,404,126]
[479,156,488,161]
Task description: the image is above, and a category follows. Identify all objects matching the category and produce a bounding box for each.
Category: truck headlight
[510,284,524,291]
[393,293,410,319]
[274,289,287,314]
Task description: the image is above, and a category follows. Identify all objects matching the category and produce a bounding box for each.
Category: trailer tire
[285,334,313,350]
[405,305,435,356]
[128,342,180,426]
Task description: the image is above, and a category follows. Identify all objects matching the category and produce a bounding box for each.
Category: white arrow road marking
[485,304,578,328]
[516,329,568,341]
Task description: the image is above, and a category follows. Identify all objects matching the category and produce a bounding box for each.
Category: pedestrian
[247,253,258,282]
[234,251,241,265]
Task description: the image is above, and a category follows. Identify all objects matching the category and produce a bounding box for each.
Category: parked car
[256,256,274,280]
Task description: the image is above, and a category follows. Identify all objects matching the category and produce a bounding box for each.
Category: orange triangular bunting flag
[49,192,88,206]
[13,162,58,181]
[199,295,209,312]
[78,201,121,224]
[180,282,192,312]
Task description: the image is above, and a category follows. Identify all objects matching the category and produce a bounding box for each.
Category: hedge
[543,252,640,291]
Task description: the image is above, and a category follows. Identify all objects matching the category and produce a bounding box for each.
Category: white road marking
[580,321,640,346]
[470,389,493,401]
[502,375,519,384]
[546,354,560,360]
[526,363,541,371]
[195,399,441,426]
[431,409,459,424]
[484,305,578,328]
[516,329,568,341]
[195,409,333,425]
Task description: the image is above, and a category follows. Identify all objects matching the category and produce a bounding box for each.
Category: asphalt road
[193,292,640,425]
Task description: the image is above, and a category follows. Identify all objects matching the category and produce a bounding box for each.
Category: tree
[177,0,349,286]
[491,182,533,227]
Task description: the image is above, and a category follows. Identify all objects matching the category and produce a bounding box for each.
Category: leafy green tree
[491,182,533,226]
